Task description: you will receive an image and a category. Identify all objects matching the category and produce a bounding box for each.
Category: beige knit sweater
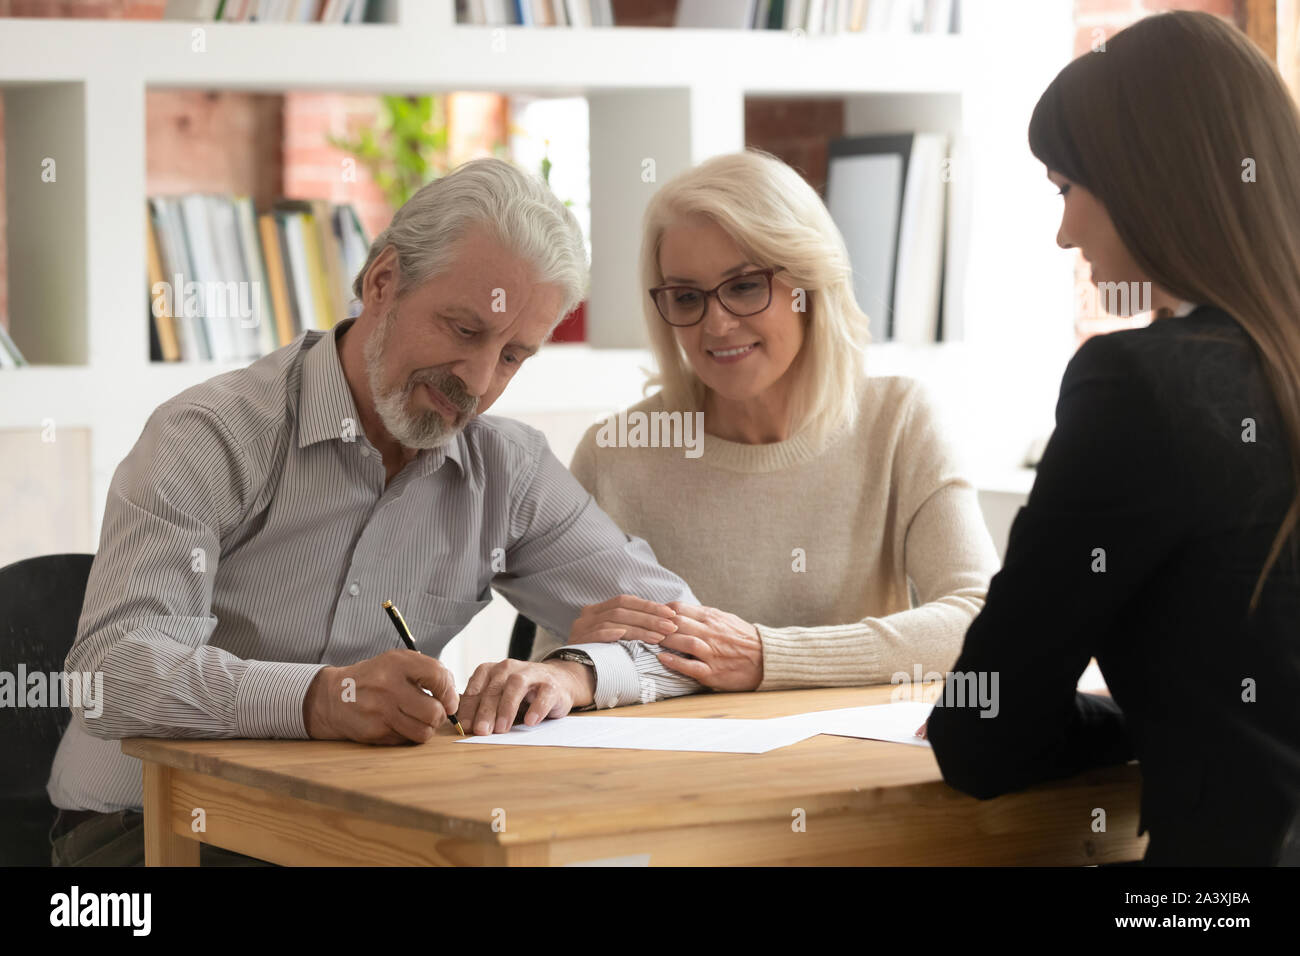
[533,375,1001,690]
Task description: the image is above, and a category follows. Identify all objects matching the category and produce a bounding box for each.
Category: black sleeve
[926,331,1188,798]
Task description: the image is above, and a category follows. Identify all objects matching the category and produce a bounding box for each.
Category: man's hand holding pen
[301,597,598,745]
[303,650,459,744]
[302,652,595,743]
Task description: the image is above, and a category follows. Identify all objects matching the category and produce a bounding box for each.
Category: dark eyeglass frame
[648,268,781,327]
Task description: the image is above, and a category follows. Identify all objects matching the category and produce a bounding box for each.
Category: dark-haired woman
[926,10,1300,866]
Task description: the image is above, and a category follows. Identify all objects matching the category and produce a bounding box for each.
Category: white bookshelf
[0,0,1077,672]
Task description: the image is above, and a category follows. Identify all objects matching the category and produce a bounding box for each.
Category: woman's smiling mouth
[707,342,760,363]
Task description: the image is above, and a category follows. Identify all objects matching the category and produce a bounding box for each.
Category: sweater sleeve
[755,383,1000,690]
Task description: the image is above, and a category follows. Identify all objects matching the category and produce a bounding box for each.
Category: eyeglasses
[648,268,779,327]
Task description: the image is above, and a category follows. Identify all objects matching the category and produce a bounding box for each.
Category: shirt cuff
[545,642,642,709]
[235,661,327,738]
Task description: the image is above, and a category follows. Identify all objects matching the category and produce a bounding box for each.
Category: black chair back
[508,614,537,661]
[0,553,94,865]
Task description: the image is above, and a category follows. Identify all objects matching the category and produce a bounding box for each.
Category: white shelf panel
[0,361,245,429]
[0,345,1042,488]
[0,366,98,429]
[0,21,969,95]
[0,346,654,429]
[489,343,656,415]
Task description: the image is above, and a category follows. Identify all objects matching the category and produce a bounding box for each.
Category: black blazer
[927,306,1300,866]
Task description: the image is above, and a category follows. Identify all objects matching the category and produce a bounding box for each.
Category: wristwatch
[553,649,593,664]
[552,650,598,711]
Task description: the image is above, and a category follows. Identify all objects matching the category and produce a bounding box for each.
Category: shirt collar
[297,318,465,475]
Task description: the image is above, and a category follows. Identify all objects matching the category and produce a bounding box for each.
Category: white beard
[363,307,473,450]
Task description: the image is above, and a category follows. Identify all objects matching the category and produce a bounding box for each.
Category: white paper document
[766,700,934,748]
[461,667,1111,755]
[457,700,935,754]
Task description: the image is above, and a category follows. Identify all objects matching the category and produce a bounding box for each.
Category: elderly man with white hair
[46,158,701,866]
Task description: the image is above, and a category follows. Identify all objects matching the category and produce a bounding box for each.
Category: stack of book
[163,0,370,23]
[458,0,959,31]
[677,0,959,33]
[0,324,27,369]
[457,1,615,26]
[147,196,370,363]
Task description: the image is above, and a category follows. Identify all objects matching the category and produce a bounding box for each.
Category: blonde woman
[926,11,1300,866]
[533,148,1000,699]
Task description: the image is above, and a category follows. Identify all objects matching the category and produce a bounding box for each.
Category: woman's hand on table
[652,602,764,692]
[566,596,764,691]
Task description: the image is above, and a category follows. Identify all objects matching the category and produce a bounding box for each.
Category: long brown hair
[1028,10,1300,611]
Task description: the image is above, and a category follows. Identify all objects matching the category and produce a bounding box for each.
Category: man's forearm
[70,623,323,740]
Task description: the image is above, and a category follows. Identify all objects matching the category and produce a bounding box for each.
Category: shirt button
[348,582,360,596]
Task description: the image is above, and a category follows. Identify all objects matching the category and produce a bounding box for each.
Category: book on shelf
[825,131,951,345]
[0,322,28,369]
[148,197,211,360]
[675,0,754,29]
[277,208,317,336]
[674,0,958,32]
[890,132,947,345]
[145,207,182,362]
[941,133,971,343]
[456,0,613,26]
[163,0,370,23]
[456,0,958,31]
[146,194,370,363]
[258,211,297,349]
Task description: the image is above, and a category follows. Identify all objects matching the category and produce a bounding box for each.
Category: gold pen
[382,599,465,736]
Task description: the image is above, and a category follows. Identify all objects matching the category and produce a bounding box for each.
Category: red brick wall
[282,91,508,243]
[282,93,392,242]
[745,99,844,196]
[147,91,284,209]
[612,0,679,27]
[0,0,164,15]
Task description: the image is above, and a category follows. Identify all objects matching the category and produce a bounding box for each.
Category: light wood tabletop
[120,683,1146,866]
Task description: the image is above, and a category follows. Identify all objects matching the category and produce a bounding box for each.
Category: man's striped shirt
[47,318,699,812]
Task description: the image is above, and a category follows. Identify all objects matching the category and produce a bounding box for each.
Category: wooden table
[120,684,1147,866]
